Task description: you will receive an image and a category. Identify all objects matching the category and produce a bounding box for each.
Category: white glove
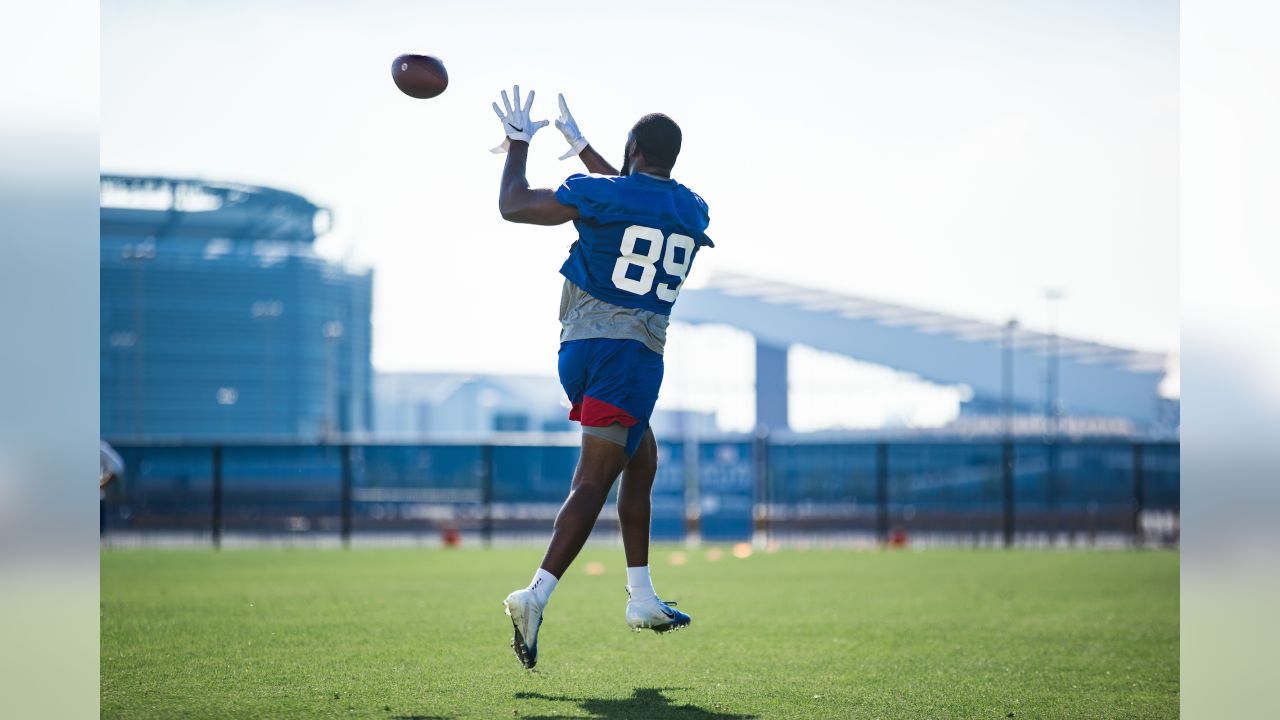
[554,93,589,161]
[489,85,549,154]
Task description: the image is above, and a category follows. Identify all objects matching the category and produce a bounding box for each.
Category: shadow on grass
[514,688,757,719]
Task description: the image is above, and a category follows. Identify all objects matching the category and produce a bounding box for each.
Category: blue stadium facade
[100,175,373,440]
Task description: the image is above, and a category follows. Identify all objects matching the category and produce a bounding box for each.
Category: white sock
[626,565,657,602]
[528,568,558,607]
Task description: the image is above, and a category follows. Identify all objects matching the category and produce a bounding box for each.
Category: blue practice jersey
[555,173,713,316]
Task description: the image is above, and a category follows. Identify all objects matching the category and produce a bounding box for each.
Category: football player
[490,87,712,669]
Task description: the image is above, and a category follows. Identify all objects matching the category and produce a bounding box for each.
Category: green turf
[101,547,1177,719]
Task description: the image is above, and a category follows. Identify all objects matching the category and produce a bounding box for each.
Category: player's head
[622,113,682,177]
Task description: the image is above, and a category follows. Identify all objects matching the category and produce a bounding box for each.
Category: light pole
[1002,318,1019,439]
[1043,288,1065,543]
[1001,317,1019,548]
[322,320,344,440]
[1043,288,1065,438]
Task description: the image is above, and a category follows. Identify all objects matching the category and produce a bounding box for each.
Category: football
[391,54,448,99]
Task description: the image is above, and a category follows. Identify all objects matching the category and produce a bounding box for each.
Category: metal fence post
[753,430,770,545]
[211,444,223,550]
[1046,440,1059,543]
[1132,443,1145,548]
[1002,440,1015,548]
[875,442,889,544]
[684,436,700,544]
[481,443,494,548]
[340,443,353,549]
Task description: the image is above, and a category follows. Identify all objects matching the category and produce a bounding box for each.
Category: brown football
[391,54,448,99]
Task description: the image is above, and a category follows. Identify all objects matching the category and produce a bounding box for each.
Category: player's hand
[554,93,589,161]
[490,85,549,154]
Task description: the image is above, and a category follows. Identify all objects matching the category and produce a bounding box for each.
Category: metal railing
[101,437,1179,548]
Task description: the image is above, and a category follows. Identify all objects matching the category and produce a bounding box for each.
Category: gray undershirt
[559,278,669,355]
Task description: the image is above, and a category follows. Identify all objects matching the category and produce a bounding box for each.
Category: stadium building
[100,174,373,440]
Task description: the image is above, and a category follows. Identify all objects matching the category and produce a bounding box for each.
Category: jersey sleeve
[554,174,618,222]
[685,188,714,248]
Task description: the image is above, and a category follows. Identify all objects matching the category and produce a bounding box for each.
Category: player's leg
[616,426,689,632]
[505,432,627,669]
[618,427,657,567]
[541,338,654,577]
[539,434,629,577]
[505,340,634,668]
[619,430,690,633]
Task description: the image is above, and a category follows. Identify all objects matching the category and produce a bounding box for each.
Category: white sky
[101,0,1178,432]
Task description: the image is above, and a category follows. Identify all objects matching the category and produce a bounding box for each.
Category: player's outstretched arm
[555,94,619,175]
[576,145,619,176]
[490,86,578,225]
[498,141,578,225]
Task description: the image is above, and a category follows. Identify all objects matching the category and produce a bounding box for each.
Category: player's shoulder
[557,172,624,201]
[674,181,709,218]
[559,173,709,228]
[564,172,617,182]
[664,178,709,226]
[561,172,624,188]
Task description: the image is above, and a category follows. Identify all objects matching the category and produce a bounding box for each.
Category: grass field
[101,547,1178,719]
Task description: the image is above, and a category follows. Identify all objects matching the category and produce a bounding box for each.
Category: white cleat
[503,588,543,669]
[626,587,692,634]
